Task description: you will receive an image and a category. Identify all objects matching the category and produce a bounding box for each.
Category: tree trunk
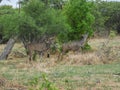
[0,37,16,60]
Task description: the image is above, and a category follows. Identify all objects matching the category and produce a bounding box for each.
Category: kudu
[58,33,89,60]
[27,37,55,62]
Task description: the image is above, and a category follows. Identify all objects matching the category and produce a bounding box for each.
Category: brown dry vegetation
[0,36,120,90]
[0,36,120,65]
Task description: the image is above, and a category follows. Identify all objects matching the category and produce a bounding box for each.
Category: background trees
[93,1,120,36]
[0,0,70,43]
[0,5,16,43]
[0,0,120,60]
[22,0,69,43]
[0,0,70,60]
[64,0,94,40]
[2,0,120,44]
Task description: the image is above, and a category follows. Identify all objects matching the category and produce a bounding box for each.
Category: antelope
[58,33,88,60]
[27,37,55,62]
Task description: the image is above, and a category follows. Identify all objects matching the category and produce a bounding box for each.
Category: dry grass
[62,52,102,65]
[0,36,120,66]
[0,36,120,90]
[57,36,120,65]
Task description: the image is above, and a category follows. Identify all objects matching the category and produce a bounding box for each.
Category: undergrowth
[29,74,59,90]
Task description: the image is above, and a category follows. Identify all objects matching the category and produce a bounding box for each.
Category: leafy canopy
[0,0,70,43]
[64,0,95,40]
[23,0,70,42]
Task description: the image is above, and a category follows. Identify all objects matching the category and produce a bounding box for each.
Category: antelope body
[27,42,50,61]
[26,37,55,62]
[58,33,88,60]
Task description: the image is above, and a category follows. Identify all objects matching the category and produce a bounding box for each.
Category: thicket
[0,0,120,43]
[93,1,120,36]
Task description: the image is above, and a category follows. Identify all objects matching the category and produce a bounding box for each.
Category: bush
[29,74,59,90]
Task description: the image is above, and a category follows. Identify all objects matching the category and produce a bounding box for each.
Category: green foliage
[0,8,19,39]
[0,5,14,15]
[64,0,95,40]
[23,0,45,20]
[93,1,120,35]
[32,52,37,61]
[29,76,39,86]
[0,9,38,42]
[0,0,70,44]
[23,0,70,42]
[109,30,117,39]
[40,74,59,90]
[82,43,92,51]
[18,13,40,42]
[0,5,16,41]
[92,1,107,32]
[29,74,59,90]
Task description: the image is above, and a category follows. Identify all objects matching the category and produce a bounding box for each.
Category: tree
[93,1,120,35]
[22,0,70,42]
[0,6,20,60]
[0,0,70,60]
[64,0,95,41]
[104,1,120,34]
[0,5,15,43]
[0,37,17,60]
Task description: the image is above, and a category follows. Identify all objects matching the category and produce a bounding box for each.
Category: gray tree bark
[0,37,16,60]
